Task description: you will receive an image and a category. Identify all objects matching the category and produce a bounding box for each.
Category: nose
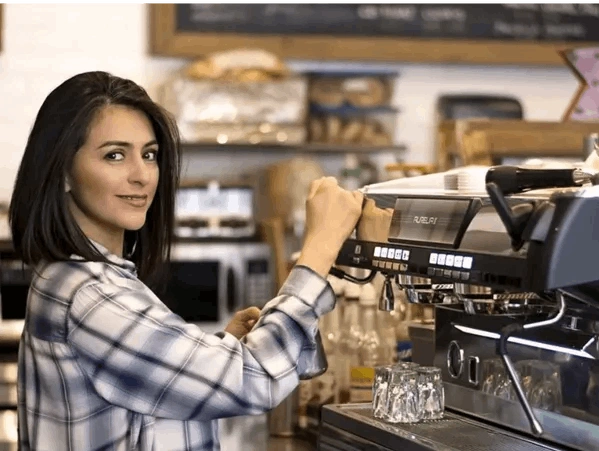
[128,153,153,186]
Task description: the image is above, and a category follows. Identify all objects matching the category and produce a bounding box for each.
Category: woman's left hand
[224,306,261,340]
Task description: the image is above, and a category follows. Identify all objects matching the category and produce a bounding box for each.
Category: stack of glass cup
[372,362,445,423]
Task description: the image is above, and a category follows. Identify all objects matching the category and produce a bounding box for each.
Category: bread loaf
[310,78,345,107]
[343,77,388,107]
[325,116,343,142]
[309,118,325,142]
[340,120,364,143]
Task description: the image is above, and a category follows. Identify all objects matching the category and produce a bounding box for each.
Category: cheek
[72,166,119,206]
[150,166,160,193]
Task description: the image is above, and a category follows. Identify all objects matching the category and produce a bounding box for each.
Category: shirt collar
[71,238,138,276]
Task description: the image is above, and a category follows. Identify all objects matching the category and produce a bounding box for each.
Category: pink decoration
[563,47,599,121]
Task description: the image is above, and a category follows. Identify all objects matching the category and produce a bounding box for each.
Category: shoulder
[32,259,141,305]
[65,262,163,320]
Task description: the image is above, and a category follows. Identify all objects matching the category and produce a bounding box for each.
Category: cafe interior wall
[0,4,581,203]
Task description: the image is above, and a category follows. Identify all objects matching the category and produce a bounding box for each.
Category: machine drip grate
[396,418,553,451]
[348,408,562,451]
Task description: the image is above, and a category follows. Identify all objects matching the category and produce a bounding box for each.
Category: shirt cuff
[278,265,336,317]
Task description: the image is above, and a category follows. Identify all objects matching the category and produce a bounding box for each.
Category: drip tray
[321,404,566,451]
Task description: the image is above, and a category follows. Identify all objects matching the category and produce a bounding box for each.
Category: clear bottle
[336,281,363,403]
[349,282,387,403]
[377,308,399,365]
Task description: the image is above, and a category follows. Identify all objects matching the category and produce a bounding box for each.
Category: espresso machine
[319,164,599,450]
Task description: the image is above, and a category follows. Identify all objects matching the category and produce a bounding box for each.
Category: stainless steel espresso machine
[319,165,599,451]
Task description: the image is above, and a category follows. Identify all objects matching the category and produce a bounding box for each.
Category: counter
[267,437,314,451]
[220,414,315,451]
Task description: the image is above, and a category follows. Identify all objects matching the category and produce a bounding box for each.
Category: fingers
[361,197,375,213]
[353,190,364,207]
[307,178,323,200]
[307,176,339,200]
[236,306,261,322]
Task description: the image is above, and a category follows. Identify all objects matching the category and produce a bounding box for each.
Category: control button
[381,247,388,258]
[385,261,392,269]
[429,253,438,264]
[395,250,403,260]
[402,250,410,261]
[438,254,446,265]
[392,263,399,270]
[372,260,379,267]
[460,271,470,281]
[400,263,408,271]
[434,268,444,277]
[388,248,395,259]
[451,270,461,280]
[445,255,455,266]
[354,244,362,254]
[427,267,435,276]
[374,246,381,257]
[462,256,473,269]
[443,269,452,278]
[454,256,463,268]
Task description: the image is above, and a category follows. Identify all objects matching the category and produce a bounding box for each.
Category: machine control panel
[370,245,476,282]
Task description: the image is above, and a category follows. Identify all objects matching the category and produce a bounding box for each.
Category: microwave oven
[154,240,275,334]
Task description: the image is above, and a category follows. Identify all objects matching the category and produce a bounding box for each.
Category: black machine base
[318,403,568,451]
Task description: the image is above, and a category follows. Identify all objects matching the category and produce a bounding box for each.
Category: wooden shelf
[181,142,407,154]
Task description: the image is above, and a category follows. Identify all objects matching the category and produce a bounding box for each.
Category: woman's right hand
[296,177,364,278]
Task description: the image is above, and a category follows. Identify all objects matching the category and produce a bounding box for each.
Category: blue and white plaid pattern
[18,242,335,450]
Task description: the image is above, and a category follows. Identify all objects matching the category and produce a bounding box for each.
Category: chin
[116,216,148,232]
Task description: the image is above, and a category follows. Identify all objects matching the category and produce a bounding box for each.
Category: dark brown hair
[9,71,181,287]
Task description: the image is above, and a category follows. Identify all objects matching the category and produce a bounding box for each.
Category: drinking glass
[525,360,562,411]
[395,361,420,371]
[416,366,445,420]
[372,365,392,420]
[385,368,419,423]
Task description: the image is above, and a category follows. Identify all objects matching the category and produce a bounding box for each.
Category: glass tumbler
[416,366,445,420]
[372,365,392,420]
[385,369,419,423]
[395,361,420,371]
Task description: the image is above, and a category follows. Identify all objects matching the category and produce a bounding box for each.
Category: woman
[10,71,364,450]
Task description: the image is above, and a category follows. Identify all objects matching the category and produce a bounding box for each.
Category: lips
[117,195,147,200]
[116,195,148,207]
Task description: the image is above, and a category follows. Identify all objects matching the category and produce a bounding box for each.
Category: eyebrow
[97,140,158,150]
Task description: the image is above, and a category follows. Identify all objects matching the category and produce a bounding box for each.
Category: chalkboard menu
[149,4,599,65]
[176,4,599,42]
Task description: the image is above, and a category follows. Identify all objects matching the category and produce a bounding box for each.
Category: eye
[144,150,159,161]
[105,151,124,161]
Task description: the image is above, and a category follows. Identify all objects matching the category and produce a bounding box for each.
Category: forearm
[296,239,340,279]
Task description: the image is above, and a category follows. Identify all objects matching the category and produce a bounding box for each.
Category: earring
[65,178,71,193]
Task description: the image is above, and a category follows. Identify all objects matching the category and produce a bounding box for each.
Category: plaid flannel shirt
[17,241,335,450]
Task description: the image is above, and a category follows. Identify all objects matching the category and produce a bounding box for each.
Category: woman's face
[67,104,160,253]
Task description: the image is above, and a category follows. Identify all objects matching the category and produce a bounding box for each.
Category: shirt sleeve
[66,265,335,422]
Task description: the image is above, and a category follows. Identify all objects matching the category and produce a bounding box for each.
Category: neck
[68,196,124,257]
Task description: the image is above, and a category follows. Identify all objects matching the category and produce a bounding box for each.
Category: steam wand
[486,182,535,250]
[378,274,395,312]
[496,290,567,437]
